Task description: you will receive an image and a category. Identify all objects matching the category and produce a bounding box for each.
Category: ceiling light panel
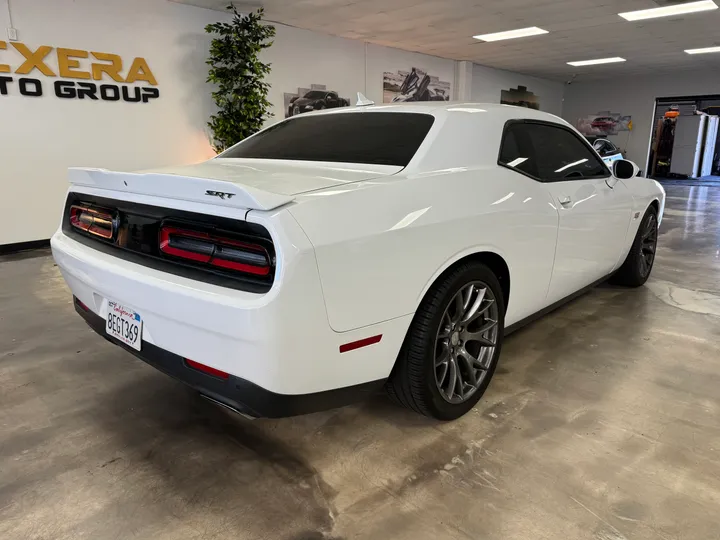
[567,57,627,66]
[473,27,549,42]
[619,0,717,21]
[685,45,720,54]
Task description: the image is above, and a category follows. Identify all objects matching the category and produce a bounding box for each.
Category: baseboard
[0,239,51,255]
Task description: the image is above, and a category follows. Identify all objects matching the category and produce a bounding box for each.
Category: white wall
[471,64,565,116]
[0,0,221,245]
[562,71,720,168]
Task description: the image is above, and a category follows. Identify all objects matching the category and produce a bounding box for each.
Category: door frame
[646,93,720,176]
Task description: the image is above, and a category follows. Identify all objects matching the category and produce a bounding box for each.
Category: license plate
[106,301,142,351]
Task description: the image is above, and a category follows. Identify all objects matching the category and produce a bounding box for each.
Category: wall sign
[0,41,159,103]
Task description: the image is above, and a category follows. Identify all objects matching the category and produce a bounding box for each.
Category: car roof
[301,101,569,127]
[270,102,577,174]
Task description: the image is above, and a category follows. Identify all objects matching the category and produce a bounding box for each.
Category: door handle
[559,196,572,207]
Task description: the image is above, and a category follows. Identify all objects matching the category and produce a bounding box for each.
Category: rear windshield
[221,112,435,167]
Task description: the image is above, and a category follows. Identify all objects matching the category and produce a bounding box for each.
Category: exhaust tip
[199,393,257,420]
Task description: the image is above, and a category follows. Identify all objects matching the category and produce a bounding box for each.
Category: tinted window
[222,112,435,167]
[499,122,609,181]
[303,91,326,99]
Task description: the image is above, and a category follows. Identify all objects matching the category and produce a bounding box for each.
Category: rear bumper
[52,211,410,400]
[75,298,384,418]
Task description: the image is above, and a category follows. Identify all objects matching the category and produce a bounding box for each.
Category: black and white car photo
[287,90,350,116]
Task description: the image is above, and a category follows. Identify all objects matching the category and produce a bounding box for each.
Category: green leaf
[205,7,275,150]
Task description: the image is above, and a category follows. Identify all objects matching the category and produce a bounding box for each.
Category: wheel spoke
[446,357,458,399]
[475,335,496,347]
[435,343,450,366]
[454,361,465,400]
[477,318,498,335]
[464,320,498,346]
[452,291,465,323]
[462,285,473,311]
[643,217,655,238]
[460,286,485,324]
[457,349,478,386]
[436,360,449,388]
[463,297,495,326]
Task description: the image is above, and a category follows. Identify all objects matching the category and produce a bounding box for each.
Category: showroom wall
[0,0,222,246]
[261,26,457,121]
[0,0,564,246]
[562,70,720,169]
[471,64,565,117]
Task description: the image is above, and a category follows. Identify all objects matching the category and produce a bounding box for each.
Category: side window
[498,123,539,178]
[500,122,609,181]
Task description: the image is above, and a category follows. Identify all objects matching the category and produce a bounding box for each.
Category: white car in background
[593,138,625,167]
[51,102,665,421]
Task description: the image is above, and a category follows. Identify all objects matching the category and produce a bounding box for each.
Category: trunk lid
[68,159,402,212]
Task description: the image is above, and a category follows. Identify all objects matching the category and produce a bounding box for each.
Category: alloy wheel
[639,214,658,278]
[434,282,499,404]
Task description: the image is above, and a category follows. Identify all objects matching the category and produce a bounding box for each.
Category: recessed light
[473,27,549,42]
[685,45,720,54]
[619,0,717,21]
[567,57,627,67]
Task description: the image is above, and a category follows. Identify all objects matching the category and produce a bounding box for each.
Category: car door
[500,121,633,304]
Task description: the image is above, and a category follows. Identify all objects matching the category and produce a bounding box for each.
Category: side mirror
[613,159,639,180]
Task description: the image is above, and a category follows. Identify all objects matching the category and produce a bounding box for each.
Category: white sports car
[51,102,665,420]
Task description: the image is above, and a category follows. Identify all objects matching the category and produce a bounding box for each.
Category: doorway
[647,95,720,182]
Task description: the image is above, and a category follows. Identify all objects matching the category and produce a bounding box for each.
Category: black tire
[611,206,658,287]
[386,262,505,420]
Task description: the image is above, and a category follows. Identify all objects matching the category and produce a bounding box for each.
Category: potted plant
[205,6,276,153]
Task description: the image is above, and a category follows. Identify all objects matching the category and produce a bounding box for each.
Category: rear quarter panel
[289,167,560,332]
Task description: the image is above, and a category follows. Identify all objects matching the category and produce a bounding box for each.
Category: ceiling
[169,0,720,82]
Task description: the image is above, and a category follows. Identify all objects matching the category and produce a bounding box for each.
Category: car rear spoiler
[67,167,295,211]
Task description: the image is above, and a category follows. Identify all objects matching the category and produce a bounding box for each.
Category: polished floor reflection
[2,184,720,540]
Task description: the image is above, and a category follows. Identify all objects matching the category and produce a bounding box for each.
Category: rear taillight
[70,205,115,239]
[159,226,271,276]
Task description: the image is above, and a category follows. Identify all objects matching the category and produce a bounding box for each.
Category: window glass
[221,112,435,167]
[499,122,609,181]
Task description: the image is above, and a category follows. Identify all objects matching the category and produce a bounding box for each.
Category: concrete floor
[2,184,720,540]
